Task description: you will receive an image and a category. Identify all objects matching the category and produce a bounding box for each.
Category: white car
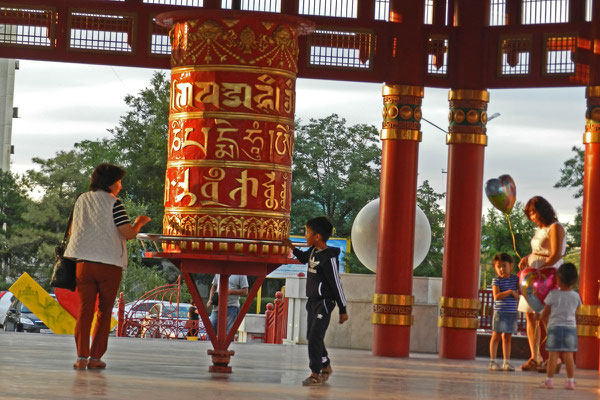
[0,291,15,328]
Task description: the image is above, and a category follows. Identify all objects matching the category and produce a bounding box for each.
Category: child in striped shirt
[489,252,520,372]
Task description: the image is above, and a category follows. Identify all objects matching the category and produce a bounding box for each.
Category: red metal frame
[0,0,596,88]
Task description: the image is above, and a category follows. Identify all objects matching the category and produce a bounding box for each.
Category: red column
[372,85,423,357]
[577,86,600,369]
[439,89,489,359]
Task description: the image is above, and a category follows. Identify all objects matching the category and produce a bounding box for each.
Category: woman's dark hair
[557,263,578,287]
[523,196,558,226]
[492,252,513,264]
[306,216,334,242]
[89,163,126,192]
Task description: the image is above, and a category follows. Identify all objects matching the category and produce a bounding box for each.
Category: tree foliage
[554,145,584,247]
[414,181,445,277]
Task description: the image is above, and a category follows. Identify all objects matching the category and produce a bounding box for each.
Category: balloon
[485,174,516,214]
[518,267,558,313]
[351,198,431,272]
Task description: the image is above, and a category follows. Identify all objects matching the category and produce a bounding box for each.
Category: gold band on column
[446,133,488,146]
[447,89,489,147]
[372,293,414,326]
[583,132,600,143]
[448,89,490,102]
[586,86,600,99]
[382,84,423,141]
[438,296,480,329]
[576,305,600,337]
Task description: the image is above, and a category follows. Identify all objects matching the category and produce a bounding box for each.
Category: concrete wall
[284,274,442,353]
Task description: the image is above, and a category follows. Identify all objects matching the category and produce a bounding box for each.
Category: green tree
[479,203,536,288]
[554,145,584,247]
[414,180,445,277]
[290,114,381,237]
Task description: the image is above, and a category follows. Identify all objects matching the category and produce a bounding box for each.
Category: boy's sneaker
[540,379,554,389]
[302,373,322,386]
[488,361,500,371]
[565,380,575,390]
[502,363,515,372]
[320,364,332,382]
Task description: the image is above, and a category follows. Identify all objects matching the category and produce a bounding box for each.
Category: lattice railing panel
[522,0,569,24]
[220,0,281,12]
[0,6,54,47]
[151,18,171,56]
[307,28,373,69]
[424,0,434,24]
[299,0,358,19]
[545,34,576,74]
[374,0,389,21]
[144,0,203,6]
[585,0,593,21]
[499,36,531,75]
[427,36,448,75]
[490,0,506,26]
[70,11,134,53]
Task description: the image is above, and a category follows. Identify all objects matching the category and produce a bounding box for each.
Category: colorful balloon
[518,267,558,313]
[485,174,516,214]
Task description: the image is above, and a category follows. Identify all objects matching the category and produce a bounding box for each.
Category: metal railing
[478,289,527,334]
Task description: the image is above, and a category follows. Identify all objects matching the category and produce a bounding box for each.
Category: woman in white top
[65,163,151,370]
[518,196,566,372]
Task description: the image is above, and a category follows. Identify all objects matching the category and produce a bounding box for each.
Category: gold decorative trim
[167,159,292,173]
[172,64,297,79]
[169,111,294,125]
[371,313,414,326]
[576,325,598,337]
[373,294,414,306]
[446,133,488,146]
[448,89,490,102]
[165,207,289,218]
[382,85,424,98]
[381,128,422,141]
[438,316,479,329]
[439,296,481,310]
[586,86,600,99]
[577,305,600,316]
[583,131,600,144]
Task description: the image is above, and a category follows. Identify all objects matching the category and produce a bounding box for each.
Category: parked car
[140,302,197,339]
[0,291,15,328]
[114,299,163,338]
[3,296,53,333]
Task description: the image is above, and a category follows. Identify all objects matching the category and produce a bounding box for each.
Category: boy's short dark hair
[90,163,126,192]
[306,216,334,242]
[492,252,513,264]
[557,263,578,287]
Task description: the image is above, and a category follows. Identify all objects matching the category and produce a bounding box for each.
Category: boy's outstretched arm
[283,237,312,263]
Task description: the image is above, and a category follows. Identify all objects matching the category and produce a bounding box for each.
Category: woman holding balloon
[518,196,566,372]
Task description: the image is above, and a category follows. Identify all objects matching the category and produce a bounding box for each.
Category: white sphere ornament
[351,198,432,272]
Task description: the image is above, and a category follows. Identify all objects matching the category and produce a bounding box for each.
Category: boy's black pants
[306,298,336,374]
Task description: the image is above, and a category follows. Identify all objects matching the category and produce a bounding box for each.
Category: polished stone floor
[0,331,597,399]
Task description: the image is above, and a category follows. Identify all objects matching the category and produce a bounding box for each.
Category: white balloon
[351,198,432,272]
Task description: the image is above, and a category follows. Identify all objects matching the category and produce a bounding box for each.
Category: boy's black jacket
[292,246,347,314]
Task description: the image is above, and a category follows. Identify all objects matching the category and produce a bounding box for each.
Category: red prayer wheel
[157,10,313,257]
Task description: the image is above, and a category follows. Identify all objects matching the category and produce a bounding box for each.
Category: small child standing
[283,216,348,386]
[539,263,581,390]
[489,252,519,372]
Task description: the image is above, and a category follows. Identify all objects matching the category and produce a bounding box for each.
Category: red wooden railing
[478,289,527,334]
[264,291,288,344]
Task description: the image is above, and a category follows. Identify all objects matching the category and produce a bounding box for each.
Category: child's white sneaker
[488,360,500,371]
[502,362,515,371]
[565,379,575,390]
[540,378,554,389]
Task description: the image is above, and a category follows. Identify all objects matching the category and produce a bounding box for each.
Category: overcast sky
[8,60,584,223]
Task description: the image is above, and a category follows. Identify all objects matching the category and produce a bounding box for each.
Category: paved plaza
[0,331,597,399]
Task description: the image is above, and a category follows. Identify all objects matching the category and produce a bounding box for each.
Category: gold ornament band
[586,86,600,99]
[373,294,414,306]
[371,313,413,326]
[438,316,480,329]
[583,132,600,144]
[169,111,294,125]
[382,85,424,98]
[381,129,422,141]
[446,133,488,146]
[448,89,490,102]
[439,296,481,310]
[576,305,600,337]
[372,293,414,326]
[172,64,297,79]
[167,159,292,173]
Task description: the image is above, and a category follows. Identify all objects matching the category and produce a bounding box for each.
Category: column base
[372,325,410,357]
[576,336,599,370]
[439,327,476,359]
[208,349,235,373]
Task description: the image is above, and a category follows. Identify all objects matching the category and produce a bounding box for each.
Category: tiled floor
[0,331,597,399]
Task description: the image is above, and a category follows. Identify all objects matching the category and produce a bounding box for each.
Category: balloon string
[505,214,521,260]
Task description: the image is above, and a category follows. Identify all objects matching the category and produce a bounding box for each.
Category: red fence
[478,289,527,334]
[265,291,288,344]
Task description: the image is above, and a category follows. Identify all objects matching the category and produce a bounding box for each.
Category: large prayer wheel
[157,11,312,257]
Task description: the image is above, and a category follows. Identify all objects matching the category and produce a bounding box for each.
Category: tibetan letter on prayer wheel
[157,11,313,256]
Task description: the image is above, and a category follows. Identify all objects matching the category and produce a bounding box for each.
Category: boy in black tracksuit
[284,216,348,386]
